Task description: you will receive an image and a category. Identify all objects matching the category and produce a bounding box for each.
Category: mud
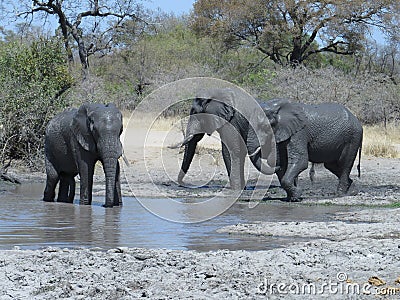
[1,239,399,299]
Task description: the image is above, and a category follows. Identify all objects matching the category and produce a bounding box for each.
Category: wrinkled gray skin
[250,99,363,201]
[178,89,278,190]
[43,103,123,208]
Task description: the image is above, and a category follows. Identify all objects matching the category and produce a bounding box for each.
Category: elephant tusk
[180,134,194,146]
[168,134,194,149]
[121,151,130,167]
[248,147,261,157]
[167,143,181,149]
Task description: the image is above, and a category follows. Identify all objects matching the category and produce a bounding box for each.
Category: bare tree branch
[18,0,147,77]
[191,0,399,66]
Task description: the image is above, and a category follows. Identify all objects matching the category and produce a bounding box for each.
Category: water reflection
[37,203,122,249]
[0,183,358,251]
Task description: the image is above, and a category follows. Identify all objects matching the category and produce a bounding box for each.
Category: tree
[0,36,73,171]
[16,0,147,77]
[191,0,400,66]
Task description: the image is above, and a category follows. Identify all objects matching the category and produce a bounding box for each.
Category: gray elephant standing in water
[249,99,363,201]
[43,103,124,208]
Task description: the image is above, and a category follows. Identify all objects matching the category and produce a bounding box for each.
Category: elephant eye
[88,118,96,132]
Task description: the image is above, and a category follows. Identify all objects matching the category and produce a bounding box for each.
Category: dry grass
[153,117,186,132]
[363,124,400,158]
[122,112,184,131]
[124,113,400,159]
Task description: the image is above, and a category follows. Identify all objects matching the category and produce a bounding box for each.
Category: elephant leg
[281,163,307,201]
[309,163,316,183]
[275,145,287,186]
[339,142,361,195]
[68,177,76,203]
[67,175,76,203]
[324,162,351,195]
[323,161,341,180]
[113,161,122,206]
[222,142,232,177]
[237,143,246,189]
[221,141,245,190]
[325,145,358,196]
[43,158,59,202]
[78,162,94,205]
[280,140,308,202]
[57,174,70,202]
[294,176,298,187]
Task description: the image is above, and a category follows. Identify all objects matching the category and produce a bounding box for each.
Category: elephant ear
[263,99,307,143]
[71,104,96,152]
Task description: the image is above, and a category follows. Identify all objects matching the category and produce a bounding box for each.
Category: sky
[1,0,385,45]
[0,0,196,34]
[145,0,196,14]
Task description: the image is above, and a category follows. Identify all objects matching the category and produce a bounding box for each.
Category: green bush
[0,37,74,170]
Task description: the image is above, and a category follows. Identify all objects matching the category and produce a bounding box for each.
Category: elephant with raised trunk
[177,88,278,190]
[43,103,124,208]
[249,99,363,201]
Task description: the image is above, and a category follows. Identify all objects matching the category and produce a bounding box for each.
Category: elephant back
[46,108,78,141]
[304,102,361,155]
[45,108,79,173]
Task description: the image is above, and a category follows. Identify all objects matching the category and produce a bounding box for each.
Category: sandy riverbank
[1,237,399,299]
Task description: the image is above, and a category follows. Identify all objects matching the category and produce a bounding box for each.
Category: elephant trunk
[178,133,204,185]
[249,152,277,175]
[102,157,119,208]
[99,138,122,207]
[177,116,206,185]
[247,126,277,175]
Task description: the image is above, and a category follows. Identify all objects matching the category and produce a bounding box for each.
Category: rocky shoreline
[1,236,399,299]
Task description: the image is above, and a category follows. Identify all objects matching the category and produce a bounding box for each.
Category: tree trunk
[57,15,74,66]
[70,25,89,78]
[0,171,20,184]
[290,36,303,66]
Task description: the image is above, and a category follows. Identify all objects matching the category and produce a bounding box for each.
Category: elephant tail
[357,141,362,178]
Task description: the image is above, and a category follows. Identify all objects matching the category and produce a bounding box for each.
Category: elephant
[248,98,363,201]
[177,88,278,190]
[43,103,124,208]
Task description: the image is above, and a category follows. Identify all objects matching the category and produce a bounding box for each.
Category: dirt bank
[1,238,399,299]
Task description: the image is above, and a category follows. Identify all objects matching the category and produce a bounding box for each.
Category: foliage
[89,15,273,109]
[12,0,147,77]
[0,8,399,172]
[191,0,400,66]
[0,37,74,170]
[240,65,400,125]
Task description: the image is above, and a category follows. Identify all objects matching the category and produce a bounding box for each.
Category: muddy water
[0,183,357,251]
